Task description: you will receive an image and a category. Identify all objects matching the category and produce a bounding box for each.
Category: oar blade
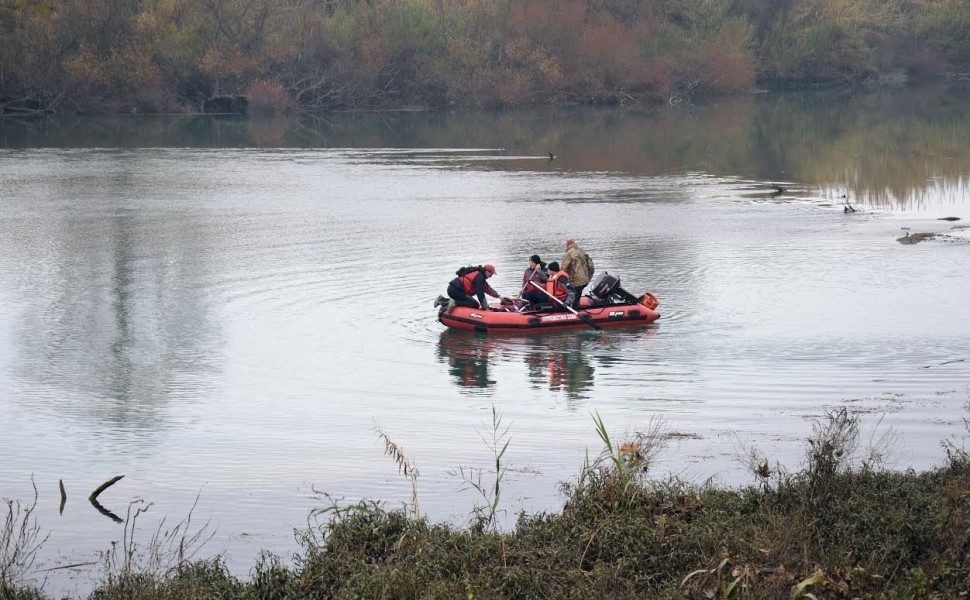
[578,311,602,331]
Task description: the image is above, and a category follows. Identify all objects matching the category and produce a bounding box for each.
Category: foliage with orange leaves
[1,0,969,114]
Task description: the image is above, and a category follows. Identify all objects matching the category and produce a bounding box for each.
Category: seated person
[537,261,575,312]
[520,254,550,306]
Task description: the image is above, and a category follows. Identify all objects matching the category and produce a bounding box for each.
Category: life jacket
[459,269,484,296]
[547,270,569,301]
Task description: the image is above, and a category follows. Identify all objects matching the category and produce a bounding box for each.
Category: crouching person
[441,264,507,311]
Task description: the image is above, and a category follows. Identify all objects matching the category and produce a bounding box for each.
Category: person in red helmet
[435,264,508,311]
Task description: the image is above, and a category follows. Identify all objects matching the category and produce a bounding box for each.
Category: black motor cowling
[589,272,620,300]
[588,271,640,304]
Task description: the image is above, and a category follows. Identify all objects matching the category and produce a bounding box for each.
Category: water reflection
[437,330,596,398]
[4,86,970,211]
[437,329,660,401]
[108,212,137,406]
[7,204,222,432]
[436,330,495,390]
[523,334,595,400]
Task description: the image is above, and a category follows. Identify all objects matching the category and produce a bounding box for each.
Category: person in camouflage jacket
[561,239,594,309]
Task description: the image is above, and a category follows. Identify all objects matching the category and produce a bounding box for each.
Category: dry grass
[1,479,48,598]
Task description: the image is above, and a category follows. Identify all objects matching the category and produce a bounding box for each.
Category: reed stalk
[1,479,48,591]
[375,427,420,519]
[453,405,510,533]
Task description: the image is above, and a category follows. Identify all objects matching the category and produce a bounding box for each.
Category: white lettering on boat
[609,311,624,317]
[470,313,484,319]
[541,314,576,322]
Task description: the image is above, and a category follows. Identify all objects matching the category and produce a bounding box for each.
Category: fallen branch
[39,560,99,572]
[89,475,124,502]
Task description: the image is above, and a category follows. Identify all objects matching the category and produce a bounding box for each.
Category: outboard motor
[589,271,621,302]
[588,271,642,305]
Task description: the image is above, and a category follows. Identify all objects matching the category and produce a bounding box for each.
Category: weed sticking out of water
[574,412,668,511]
[451,405,511,533]
[1,479,48,599]
[90,495,218,600]
[375,426,420,519]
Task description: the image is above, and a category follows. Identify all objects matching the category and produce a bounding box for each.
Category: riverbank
[3,0,970,115]
[4,409,968,599]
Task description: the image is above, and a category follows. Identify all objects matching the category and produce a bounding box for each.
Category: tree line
[1,0,969,115]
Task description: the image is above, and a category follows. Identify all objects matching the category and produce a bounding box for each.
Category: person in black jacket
[520,254,549,307]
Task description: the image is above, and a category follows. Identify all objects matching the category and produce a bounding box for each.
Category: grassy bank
[3,408,970,599]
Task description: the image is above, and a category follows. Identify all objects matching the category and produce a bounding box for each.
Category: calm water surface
[2,88,969,593]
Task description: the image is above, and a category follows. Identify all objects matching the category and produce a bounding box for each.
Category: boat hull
[438,299,660,333]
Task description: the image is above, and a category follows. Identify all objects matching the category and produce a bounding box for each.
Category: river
[1,86,969,595]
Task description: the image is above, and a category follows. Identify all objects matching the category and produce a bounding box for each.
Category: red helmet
[484,264,496,274]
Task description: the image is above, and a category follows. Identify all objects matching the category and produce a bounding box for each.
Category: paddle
[526,281,602,331]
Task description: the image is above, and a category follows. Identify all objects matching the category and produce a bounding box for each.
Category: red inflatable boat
[437,272,660,334]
